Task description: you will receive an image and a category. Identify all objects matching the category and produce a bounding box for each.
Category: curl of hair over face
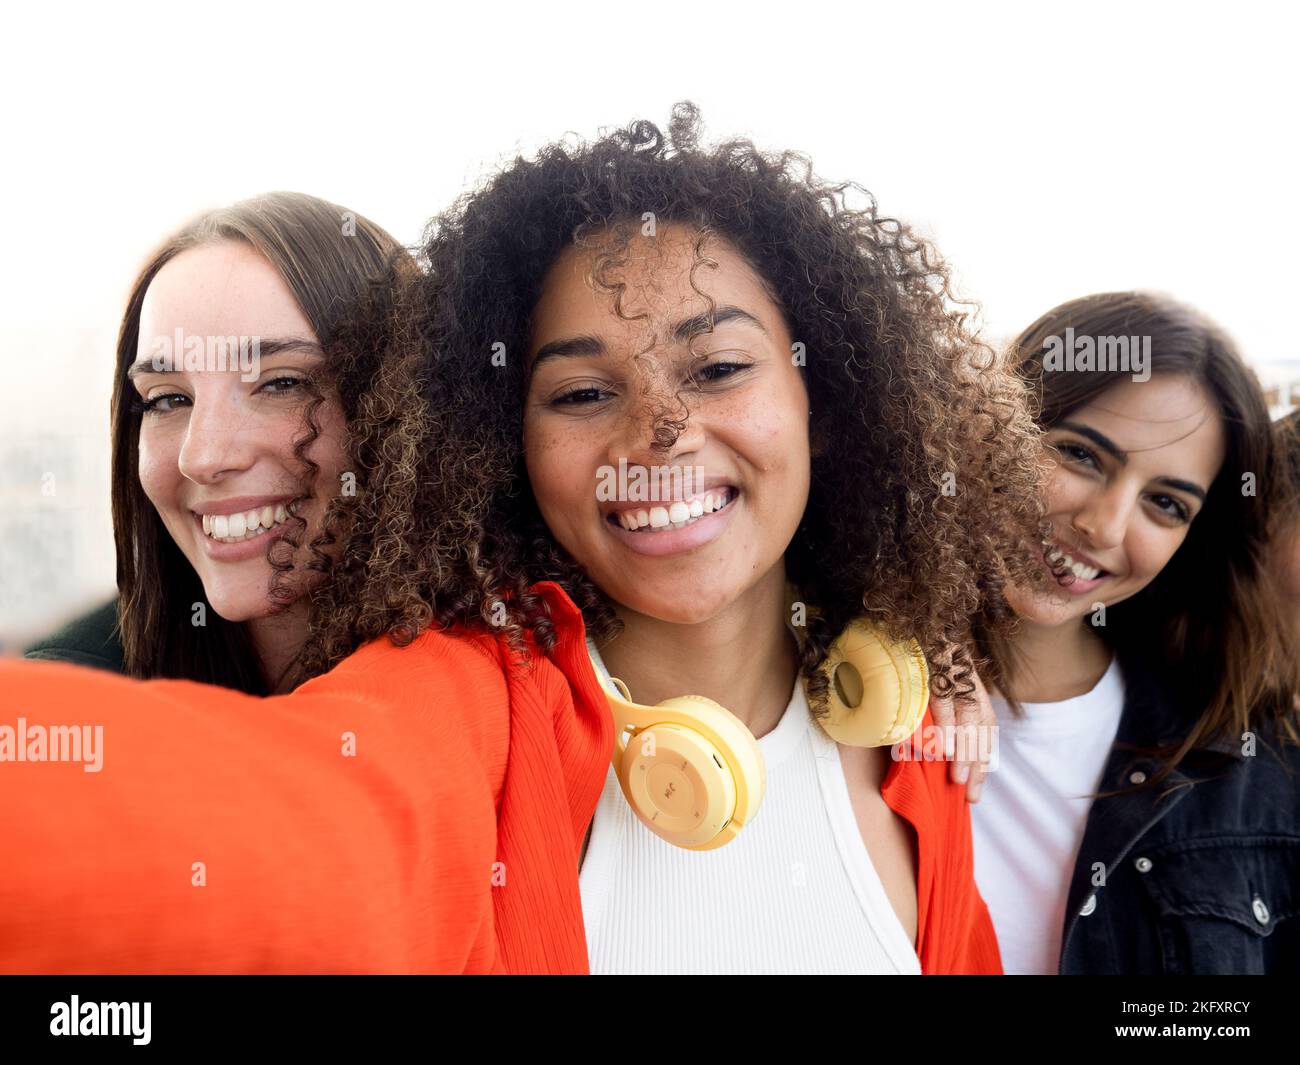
[300,103,1048,708]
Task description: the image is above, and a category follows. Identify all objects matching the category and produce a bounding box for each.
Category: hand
[928,663,997,803]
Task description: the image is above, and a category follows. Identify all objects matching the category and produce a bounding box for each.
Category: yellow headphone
[594,585,930,851]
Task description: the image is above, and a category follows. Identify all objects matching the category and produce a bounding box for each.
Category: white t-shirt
[971,655,1125,975]
[579,636,922,975]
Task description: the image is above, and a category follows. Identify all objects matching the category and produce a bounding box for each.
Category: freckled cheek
[524,428,592,525]
[720,402,807,475]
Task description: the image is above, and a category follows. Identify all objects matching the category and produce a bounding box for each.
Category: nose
[176,398,258,485]
[1071,482,1134,551]
[608,382,707,470]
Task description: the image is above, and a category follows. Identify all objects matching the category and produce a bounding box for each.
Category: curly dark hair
[300,103,1048,711]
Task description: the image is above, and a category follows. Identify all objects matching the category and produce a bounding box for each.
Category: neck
[246,600,309,694]
[1004,614,1113,703]
[598,566,799,739]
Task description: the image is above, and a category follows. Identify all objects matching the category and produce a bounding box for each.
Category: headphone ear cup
[816,620,929,747]
[612,694,766,851]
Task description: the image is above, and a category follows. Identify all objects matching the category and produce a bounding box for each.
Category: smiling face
[522,223,811,624]
[130,240,349,622]
[1006,373,1227,627]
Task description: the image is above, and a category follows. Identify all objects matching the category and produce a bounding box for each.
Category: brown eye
[691,360,748,384]
[548,378,614,406]
[131,392,190,415]
[259,376,306,395]
[1148,493,1190,523]
[1055,441,1100,470]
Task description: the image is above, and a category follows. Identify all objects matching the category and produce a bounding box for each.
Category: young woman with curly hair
[968,292,1300,975]
[0,107,1045,974]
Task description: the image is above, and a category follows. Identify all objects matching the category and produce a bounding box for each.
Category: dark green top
[24,599,127,674]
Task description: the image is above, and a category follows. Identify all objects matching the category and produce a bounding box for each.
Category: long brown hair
[110,191,410,692]
[982,291,1300,780]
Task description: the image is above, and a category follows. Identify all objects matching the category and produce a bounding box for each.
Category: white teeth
[200,503,291,544]
[612,489,735,532]
[1044,541,1102,581]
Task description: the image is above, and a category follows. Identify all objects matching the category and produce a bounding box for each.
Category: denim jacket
[1059,657,1300,974]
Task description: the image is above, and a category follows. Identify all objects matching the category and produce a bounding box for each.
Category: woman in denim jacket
[968,292,1300,975]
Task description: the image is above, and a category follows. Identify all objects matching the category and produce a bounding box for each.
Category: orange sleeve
[0,633,509,973]
[921,753,1003,974]
[883,704,1003,975]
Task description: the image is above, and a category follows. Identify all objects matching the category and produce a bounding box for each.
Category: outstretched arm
[0,638,503,974]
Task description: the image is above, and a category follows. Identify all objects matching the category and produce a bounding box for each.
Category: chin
[1007,588,1079,628]
[200,588,274,624]
[603,578,730,625]
[1037,604,1089,628]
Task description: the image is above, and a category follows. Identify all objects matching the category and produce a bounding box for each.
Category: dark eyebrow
[1152,476,1207,503]
[672,305,767,343]
[1057,420,1207,501]
[529,334,606,369]
[1057,420,1127,462]
[126,337,324,379]
[529,305,767,370]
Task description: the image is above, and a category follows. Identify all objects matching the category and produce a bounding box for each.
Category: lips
[603,487,741,557]
[1039,537,1116,594]
[189,495,300,562]
[606,487,736,532]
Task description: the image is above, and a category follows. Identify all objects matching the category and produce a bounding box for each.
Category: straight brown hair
[980,292,1300,782]
[110,191,410,692]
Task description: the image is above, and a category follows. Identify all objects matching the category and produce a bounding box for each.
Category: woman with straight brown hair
[969,291,1300,975]
[25,191,412,692]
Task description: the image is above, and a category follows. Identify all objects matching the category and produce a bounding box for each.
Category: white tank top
[579,636,922,975]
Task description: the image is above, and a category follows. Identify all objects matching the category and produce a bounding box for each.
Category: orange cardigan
[0,581,1000,974]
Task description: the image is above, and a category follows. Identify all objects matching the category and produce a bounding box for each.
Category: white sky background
[1,0,1298,642]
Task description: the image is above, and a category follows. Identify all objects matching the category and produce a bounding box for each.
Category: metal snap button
[1079,894,1097,917]
[1129,770,1147,785]
[1252,896,1270,925]
[1134,856,1153,873]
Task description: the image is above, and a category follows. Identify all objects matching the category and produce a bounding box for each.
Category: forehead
[528,223,778,349]
[137,240,314,348]
[1060,374,1226,479]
